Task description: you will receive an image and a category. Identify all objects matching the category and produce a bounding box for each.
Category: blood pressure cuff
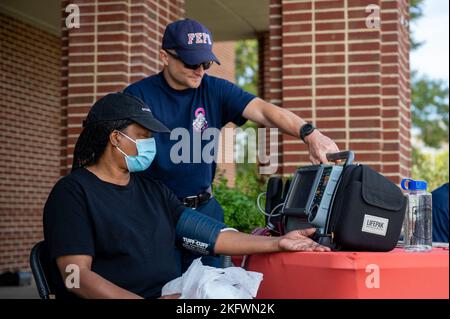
[175,208,227,256]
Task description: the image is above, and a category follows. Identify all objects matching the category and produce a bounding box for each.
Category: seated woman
[43,92,330,299]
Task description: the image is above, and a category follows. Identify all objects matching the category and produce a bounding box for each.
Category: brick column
[266,0,283,175]
[380,0,411,183]
[129,0,185,84]
[208,41,237,187]
[258,31,270,101]
[62,0,184,172]
[61,1,69,176]
[265,0,411,182]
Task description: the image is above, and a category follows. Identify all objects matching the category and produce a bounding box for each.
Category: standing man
[124,19,339,270]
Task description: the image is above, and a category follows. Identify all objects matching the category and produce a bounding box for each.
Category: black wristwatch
[300,123,316,143]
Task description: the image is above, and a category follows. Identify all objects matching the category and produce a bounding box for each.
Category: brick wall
[62,0,185,173]
[267,0,411,183]
[0,13,61,272]
[209,42,236,82]
[381,0,411,181]
[208,41,237,187]
[267,0,284,175]
[258,32,271,101]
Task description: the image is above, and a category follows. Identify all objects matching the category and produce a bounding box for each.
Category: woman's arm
[176,208,330,256]
[214,228,330,255]
[56,255,143,299]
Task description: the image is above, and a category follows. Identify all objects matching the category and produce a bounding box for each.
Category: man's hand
[278,228,331,252]
[304,130,340,164]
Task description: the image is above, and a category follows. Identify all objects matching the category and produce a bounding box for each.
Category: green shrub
[412,148,449,191]
[213,167,266,233]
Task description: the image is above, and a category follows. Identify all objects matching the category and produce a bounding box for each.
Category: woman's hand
[278,228,331,252]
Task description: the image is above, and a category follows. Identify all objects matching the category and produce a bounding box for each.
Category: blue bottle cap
[401,178,428,191]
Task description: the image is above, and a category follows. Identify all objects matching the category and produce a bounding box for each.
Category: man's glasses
[165,50,214,71]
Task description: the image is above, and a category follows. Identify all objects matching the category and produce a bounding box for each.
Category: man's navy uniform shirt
[124,72,256,199]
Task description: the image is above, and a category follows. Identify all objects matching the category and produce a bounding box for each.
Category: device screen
[288,170,317,209]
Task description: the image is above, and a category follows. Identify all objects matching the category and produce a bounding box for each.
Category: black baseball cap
[162,19,221,66]
[83,92,170,133]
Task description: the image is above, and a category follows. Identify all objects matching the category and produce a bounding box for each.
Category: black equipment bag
[280,151,407,252]
[324,153,407,251]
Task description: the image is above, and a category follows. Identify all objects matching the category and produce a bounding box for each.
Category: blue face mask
[116,131,156,172]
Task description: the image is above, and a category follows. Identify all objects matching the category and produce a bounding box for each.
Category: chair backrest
[29,241,52,299]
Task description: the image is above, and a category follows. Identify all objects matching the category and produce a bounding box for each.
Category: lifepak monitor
[283,164,343,233]
[280,151,407,252]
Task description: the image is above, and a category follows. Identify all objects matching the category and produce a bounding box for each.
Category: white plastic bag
[161,258,263,299]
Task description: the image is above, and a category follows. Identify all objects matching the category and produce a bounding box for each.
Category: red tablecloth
[232,248,449,299]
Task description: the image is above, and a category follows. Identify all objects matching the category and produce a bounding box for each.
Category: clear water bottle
[401,179,432,252]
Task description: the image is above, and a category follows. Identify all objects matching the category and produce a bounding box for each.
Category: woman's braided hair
[71,119,133,172]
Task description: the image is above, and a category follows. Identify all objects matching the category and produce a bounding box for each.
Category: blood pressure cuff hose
[175,208,234,256]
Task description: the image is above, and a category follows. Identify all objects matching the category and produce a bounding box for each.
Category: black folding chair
[29,241,53,299]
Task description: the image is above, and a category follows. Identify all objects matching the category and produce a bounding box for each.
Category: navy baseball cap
[162,19,221,66]
[84,92,170,133]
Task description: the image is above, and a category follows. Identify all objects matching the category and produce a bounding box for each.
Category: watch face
[302,124,313,134]
[304,124,313,132]
[301,123,315,141]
